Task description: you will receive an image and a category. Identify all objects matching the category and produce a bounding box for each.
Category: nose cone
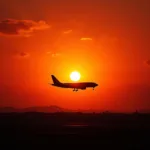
[95,83,98,86]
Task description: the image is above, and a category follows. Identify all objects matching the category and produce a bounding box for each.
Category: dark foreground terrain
[0,112,150,149]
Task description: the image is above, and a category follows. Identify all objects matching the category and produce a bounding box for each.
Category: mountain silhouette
[0,106,149,113]
[0,107,18,112]
[22,105,70,113]
[0,105,72,113]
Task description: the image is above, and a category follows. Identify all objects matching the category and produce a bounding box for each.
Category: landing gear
[73,88,78,92]
[93,87,95,90]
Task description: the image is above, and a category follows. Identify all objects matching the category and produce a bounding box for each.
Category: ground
[0,112,150,149]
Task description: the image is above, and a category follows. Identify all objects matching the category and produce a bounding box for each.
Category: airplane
[49,75,98,91]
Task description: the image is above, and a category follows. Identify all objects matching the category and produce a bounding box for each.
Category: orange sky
[0,0,150,112]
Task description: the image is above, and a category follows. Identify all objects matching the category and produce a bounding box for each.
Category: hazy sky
[0,0,150,112]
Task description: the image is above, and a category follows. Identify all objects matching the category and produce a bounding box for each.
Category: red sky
[0,0,150,112]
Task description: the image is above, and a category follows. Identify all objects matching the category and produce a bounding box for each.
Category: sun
[70,71,80,81]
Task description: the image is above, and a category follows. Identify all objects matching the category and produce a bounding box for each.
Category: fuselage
[52,82,98,89]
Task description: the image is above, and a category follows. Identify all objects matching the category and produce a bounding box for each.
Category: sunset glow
[0,0,150,112]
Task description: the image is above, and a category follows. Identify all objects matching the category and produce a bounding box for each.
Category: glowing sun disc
[70,71,80,81]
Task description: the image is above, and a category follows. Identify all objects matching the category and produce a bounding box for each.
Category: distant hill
[22,105,72,113]
[0,105,72,113]
[0,107,18,113]
[0,106,103,113]
[0,106,149,113]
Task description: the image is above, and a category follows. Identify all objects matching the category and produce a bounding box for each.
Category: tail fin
[51,75,61,85]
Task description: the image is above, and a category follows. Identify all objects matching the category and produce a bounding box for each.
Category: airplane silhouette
[50,75,98,91]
